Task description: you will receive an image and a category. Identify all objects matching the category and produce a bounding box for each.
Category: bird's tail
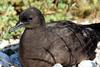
[82,23,100,32]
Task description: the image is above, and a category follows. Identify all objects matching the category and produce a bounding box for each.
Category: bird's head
[9,7,45,32]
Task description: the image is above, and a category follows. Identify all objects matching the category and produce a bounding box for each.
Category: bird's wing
[46,21,98,65]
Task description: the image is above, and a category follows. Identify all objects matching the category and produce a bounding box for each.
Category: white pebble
[78,60,96,67]
[53,63,63,67]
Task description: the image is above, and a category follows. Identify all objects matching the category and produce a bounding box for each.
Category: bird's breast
[19,29,48,57]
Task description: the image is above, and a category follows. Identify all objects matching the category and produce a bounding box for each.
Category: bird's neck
[20,26,47,48]
[23,26,47,38]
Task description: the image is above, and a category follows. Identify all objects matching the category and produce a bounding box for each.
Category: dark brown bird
[10,7,100,67]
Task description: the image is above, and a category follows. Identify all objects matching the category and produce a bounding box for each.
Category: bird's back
[45,21,98,66]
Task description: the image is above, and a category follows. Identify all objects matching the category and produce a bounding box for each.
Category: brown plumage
[10,7,100,67]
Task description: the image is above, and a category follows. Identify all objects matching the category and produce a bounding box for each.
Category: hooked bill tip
[9,22,24,32]
[9,27,17,32]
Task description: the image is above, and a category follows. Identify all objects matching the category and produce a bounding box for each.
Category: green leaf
[58,3,66,9]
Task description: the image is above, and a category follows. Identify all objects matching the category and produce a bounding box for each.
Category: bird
[10,7,100,67]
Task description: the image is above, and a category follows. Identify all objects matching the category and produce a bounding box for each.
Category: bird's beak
[9,21,24,32]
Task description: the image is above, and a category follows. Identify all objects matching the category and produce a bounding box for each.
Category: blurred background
[0,0,100,40]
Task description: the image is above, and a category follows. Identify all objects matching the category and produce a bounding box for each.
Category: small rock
[10,52,22,67]
[53,63,63,67]
[94,42,100,65]
[0,51,11,67]
[97,42,100,49]
[0,40,9,49]
[78,60,96,67]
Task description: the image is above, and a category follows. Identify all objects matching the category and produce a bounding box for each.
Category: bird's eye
[29,17,33,21]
